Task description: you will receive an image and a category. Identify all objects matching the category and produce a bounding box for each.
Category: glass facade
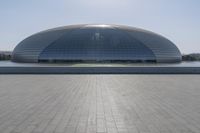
[38,28,156,62]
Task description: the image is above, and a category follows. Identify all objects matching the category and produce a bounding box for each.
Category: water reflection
[0,60,200,67]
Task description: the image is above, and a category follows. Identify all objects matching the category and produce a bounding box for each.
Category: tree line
[0,51,12,60]
[182,53,200,61]
[0,51,200,61]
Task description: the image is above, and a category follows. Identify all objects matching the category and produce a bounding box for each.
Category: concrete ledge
[0,66,200,74]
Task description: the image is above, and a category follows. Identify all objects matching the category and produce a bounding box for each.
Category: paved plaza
[0,75,200,133]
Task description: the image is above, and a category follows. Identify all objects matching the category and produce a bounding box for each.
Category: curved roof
[12,24,182,63]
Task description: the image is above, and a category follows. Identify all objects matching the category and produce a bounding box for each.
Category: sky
[0,0,200,54]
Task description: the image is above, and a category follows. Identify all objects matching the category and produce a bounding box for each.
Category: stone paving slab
[0,75,200,133]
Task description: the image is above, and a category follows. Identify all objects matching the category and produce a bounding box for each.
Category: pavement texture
[0,75,200,133]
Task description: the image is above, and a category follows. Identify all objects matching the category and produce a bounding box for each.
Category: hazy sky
[0,0,200,53]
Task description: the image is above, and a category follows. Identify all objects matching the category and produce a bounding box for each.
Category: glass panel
[39,28,156,62]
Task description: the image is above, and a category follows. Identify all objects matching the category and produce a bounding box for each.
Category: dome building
[12,24,182,63]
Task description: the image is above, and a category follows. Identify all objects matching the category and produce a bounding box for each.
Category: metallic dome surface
[12,24,182,63]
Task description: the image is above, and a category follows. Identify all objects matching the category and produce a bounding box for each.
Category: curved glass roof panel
[39,28,156,61]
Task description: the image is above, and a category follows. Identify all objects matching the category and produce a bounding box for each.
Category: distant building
[12,24,182,63]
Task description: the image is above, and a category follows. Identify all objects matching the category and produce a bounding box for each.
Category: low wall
[0,66,200,74]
